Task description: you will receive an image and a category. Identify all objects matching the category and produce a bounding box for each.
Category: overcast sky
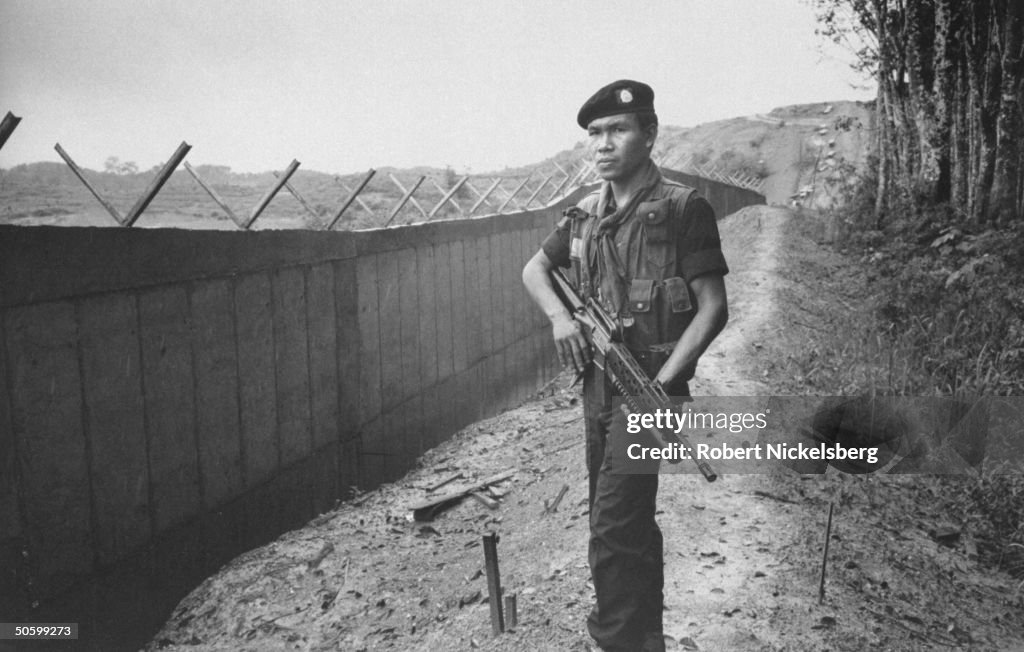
[0,0,875,175]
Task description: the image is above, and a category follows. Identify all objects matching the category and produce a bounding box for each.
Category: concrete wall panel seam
[134,292,158,550]
[229,277,248,490]
[185,284,208,512]
[72,299,102,573]
[0,311,26,552]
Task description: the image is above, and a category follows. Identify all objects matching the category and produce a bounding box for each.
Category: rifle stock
[550,268,717,482]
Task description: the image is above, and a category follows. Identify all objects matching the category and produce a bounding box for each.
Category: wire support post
[123,141,192,226]
[326,168,376,230]
[819,502,835,604]
[54,142,125,225]
[482,533,504,636]
[244,159,300,229]
[0,111,22,151]
[184,161,241,226]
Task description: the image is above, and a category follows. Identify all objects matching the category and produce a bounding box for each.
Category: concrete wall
[661,168,765,218]
[0,173,763,611]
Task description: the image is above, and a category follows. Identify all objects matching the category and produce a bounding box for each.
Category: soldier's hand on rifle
[551,314,590,374]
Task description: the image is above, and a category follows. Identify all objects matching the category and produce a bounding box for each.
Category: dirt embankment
[148,206,1024,652]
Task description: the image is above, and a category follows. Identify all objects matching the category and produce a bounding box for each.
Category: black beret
[576,80,655,129]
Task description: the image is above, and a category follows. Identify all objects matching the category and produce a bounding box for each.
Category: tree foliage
[103,155,139,176]
[813,0,1024,225]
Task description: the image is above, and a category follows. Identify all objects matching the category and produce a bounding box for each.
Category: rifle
[549,268,717,482]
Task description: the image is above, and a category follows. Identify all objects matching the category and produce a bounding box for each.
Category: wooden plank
[356,255,382,426]
[433,242,454,379]
[271,267,312,466]
[307,264,339,449]
[410,469,516,521]
[190,280,243,508]
[139,287,199,532]
[235,272,279,485]
[377,252,402,411]
[5,302,93,577]
[470,491,499,510]
[78,294,149,565]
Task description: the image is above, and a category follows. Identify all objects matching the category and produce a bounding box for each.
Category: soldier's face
[587,113,655,182]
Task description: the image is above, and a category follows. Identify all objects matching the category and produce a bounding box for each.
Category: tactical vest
[566,183,698,379]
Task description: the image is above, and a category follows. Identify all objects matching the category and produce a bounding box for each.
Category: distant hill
[652,100,873,207]
[0,101,872,229]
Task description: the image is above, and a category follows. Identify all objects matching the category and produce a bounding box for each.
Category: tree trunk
[976,9,1002,224]
[931,0,956,202]
[988,0,1023,224]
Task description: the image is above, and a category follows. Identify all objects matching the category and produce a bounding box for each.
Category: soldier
[522,80,729,652]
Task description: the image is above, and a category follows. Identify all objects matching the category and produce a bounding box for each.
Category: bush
[822,184,1024,577]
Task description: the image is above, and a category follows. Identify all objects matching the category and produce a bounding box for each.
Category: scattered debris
[930,526,961,548]
[504,593,518,629]
[426,472,464,492]
[543,484,570,515]
[409,469,516,521]
[752,490,796,504]
[469,492,499,510]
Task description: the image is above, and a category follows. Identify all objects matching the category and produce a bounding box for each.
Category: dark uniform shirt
[541,161,728,376]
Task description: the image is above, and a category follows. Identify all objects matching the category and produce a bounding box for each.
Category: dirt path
[148,206,1024,652]
[653,206,818,651]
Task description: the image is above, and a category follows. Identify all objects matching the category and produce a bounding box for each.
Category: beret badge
[576,79,655,128]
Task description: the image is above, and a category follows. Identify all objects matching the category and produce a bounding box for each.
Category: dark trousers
[583,363,688,651]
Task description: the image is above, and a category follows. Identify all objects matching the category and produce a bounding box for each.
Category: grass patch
[761,208,1024,580]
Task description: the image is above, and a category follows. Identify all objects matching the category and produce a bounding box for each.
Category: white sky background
[0,0,875,175]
